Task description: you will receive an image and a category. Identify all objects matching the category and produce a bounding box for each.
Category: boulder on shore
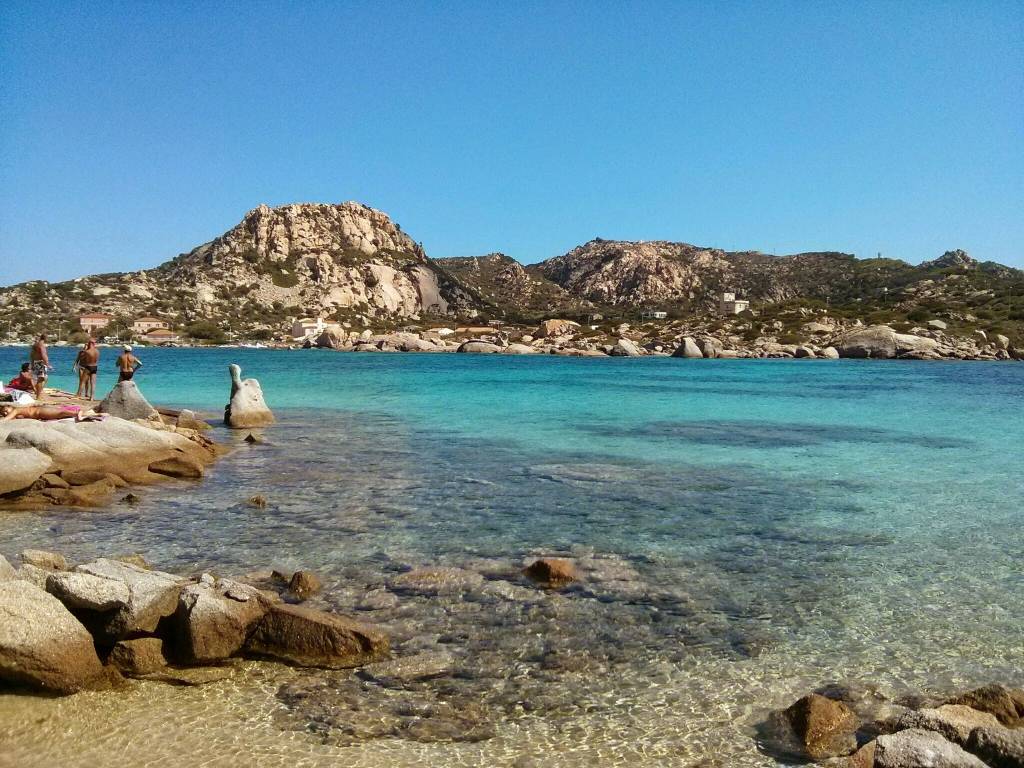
[224,364,274,428]
[245,603,389,669]
[98,381,159,421]
[609,338,642,357]
[672,338,704,359]
[833,325,939,359]
[456,340,501,354]
[0,580,109,693]
[948,684,1024,728]
[535,319,579,338]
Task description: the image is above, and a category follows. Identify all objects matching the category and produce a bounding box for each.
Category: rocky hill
[1,201,1021,345]
[0,203,479,341]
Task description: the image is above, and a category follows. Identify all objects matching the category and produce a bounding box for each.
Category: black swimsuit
[82,364,98,375]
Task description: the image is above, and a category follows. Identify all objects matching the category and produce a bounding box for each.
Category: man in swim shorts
[74,338,101,400]
[116,345,142,382]
[29,333,51,398]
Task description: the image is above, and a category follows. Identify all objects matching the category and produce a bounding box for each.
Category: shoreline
[1,545,1021,767]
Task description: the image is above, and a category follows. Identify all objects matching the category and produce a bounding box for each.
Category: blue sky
[1,1,1021,285]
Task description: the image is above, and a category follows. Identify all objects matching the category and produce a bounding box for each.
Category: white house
[290,317,340,339]
[640,310,668,320]
[719,292,750,315]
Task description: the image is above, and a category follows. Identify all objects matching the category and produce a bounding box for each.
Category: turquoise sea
[1,346,1022,767]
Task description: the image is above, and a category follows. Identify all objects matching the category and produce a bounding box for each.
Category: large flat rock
[74,558,186,639]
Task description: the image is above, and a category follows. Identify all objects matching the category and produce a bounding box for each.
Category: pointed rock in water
[98,380,160,421]
[0,580,109,693]
[287,570,322,602]
[672,337,704,358]
[785,693,858,758]
[224,364,274,429]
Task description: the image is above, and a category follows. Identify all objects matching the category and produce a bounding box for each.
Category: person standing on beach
[74,339,101,400]
[29,333,51,398]
[116,345,142,382]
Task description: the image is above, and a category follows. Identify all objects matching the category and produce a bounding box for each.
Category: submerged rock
[359,650,457,687]
[224,363,274,428]
[245,603,389,669]
[523,558,577,588]
[98,381,159,421]
[0,580,108,693]
[389,567,485,596]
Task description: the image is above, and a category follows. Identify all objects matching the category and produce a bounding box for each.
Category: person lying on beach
[7,363,35,393]
[74,339,101,399]
[116,345,142,382]
[0,404,103,422]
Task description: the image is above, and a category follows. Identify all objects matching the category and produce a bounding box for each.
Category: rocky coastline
[303,318,1023,362]
[1,546,1020,766]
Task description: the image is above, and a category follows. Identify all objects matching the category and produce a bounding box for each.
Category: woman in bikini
[0,404,103,422]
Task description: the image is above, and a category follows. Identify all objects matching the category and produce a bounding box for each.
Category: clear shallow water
[0,347,1022,767]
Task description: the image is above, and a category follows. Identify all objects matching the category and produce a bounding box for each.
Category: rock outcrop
[245,603,389,668]
[224,363,274,428]
[0,580,108,693]
[97,381,159,421]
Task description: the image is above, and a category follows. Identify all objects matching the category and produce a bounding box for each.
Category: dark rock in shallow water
[358,650,457,687]
[388,567,484,596]
[759,692,857,761]
[523,558,577,588]
[246,603,388,668]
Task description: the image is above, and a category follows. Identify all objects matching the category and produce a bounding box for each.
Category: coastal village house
[142,328,180,345]
[640,310,668,320]
[78,312,113,334]
[290,317,340,339]
[132,316,169,335]
[719,292,750,315]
